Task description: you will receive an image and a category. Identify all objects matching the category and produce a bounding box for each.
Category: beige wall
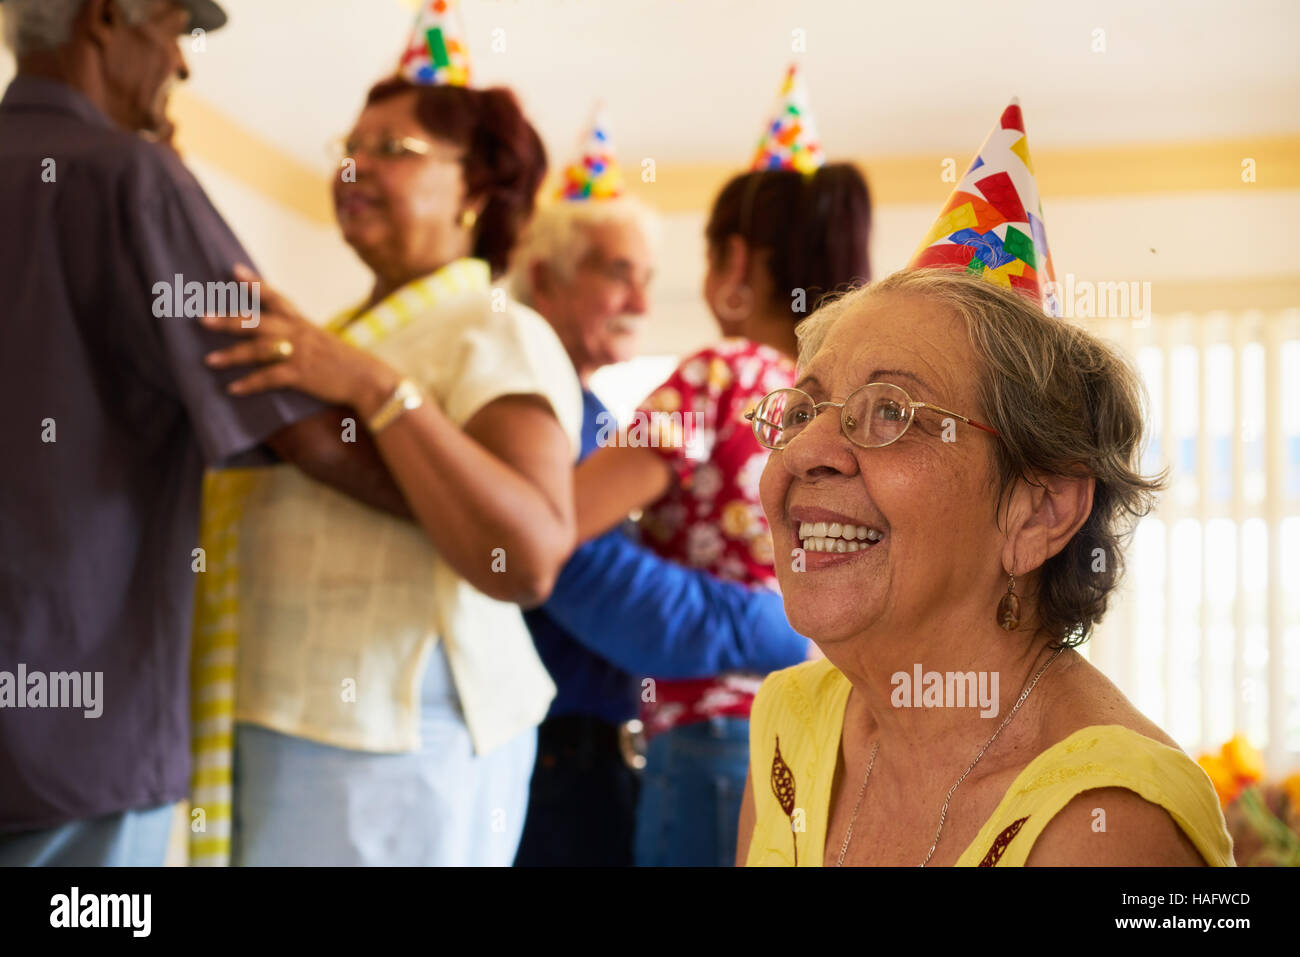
[4,50,1296,356]
[183,155,373,321]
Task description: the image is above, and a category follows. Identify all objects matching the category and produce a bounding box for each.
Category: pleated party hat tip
[557,103,625,201]
[398,0,472,87]
[749,63,826,175]
[908,99,1059,316]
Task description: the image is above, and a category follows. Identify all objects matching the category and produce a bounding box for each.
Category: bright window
[1088,309,1300,769]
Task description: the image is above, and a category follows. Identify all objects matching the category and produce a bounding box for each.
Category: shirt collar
[326,258,492,346]
[0,74,117,131]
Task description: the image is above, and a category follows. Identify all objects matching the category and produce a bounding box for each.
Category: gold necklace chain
[835,644,1065,867]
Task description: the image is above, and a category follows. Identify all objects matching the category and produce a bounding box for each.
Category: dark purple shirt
[0,76,321,831]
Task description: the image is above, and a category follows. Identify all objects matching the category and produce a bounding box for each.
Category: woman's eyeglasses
[326,135,443,164]
[744,382,1001,451]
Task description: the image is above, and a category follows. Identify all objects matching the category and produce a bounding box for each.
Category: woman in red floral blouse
[574,163,873,865]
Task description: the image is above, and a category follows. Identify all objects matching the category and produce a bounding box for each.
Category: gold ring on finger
[272,339,294,361]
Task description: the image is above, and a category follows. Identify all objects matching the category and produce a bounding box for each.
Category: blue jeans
[634,716,750,867]
[515,716,641,867]
[0,803,177,866]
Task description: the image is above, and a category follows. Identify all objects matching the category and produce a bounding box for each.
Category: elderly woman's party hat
[750,64,826,174]
[557,104,625,201]
[398,0,471,86]
[909,99,1059,316]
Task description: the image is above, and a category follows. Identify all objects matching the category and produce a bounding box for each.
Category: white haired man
[510,198,810,866]
[511,197,658,383]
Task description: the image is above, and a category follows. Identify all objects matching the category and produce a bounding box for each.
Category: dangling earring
[716,284,753,322]
[997,570,1020,630]
[458,208,478,231]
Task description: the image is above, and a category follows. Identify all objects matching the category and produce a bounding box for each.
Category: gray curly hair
[2,0,158,55]
[795,268,1167,646]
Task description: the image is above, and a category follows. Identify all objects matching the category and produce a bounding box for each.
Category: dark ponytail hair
[365,78,547,277]
[705,163,872,318]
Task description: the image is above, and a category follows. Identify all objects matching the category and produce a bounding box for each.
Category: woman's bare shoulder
[993,650,1221,866]
[1035,649,1181,753]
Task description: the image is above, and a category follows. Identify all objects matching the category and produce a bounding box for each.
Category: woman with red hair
[203,78,581,866]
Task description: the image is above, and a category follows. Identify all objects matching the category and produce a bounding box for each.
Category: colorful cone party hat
[909,99,1059,316]
[398,0,471,86]
[557,104,625,201]
[750,64,826,174]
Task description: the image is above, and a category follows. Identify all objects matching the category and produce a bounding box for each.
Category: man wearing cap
[0,0,409,865]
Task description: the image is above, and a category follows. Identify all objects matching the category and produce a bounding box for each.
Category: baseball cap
[0,0,228,33]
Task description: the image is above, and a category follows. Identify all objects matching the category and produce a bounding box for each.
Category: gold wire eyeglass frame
[327,135,437,164]
[744,382,1002,451]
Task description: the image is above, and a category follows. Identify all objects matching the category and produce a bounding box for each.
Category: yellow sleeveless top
[746,659,1235,867]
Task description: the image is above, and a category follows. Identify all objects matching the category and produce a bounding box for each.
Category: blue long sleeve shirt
[523,390,809,725]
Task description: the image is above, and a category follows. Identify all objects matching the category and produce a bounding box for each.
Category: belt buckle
[618,719,646,771]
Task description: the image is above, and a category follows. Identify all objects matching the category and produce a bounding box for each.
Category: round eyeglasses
[744,382,1001,451]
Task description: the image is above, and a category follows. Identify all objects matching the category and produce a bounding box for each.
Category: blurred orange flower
[1223,734,1264,783]
[1197,754,1239,809]
[1284,772,1300,813]
[1198,734,1265,809]
[1203,737,1300,865]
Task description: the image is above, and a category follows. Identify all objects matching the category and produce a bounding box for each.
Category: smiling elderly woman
[736,268,1235,867]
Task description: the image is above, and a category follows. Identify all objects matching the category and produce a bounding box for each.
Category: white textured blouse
[232,260,582,755]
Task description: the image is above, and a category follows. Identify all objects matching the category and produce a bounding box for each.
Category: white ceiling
[178,0,1300,176]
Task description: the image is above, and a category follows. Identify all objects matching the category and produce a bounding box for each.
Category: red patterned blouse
[633,338,797,739]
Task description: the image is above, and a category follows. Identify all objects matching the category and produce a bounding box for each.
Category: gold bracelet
[367,378,423,434]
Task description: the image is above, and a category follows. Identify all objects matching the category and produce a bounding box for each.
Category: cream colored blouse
[231,260,582,755]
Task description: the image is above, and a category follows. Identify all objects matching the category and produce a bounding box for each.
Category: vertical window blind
[1088,308,1300,772]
